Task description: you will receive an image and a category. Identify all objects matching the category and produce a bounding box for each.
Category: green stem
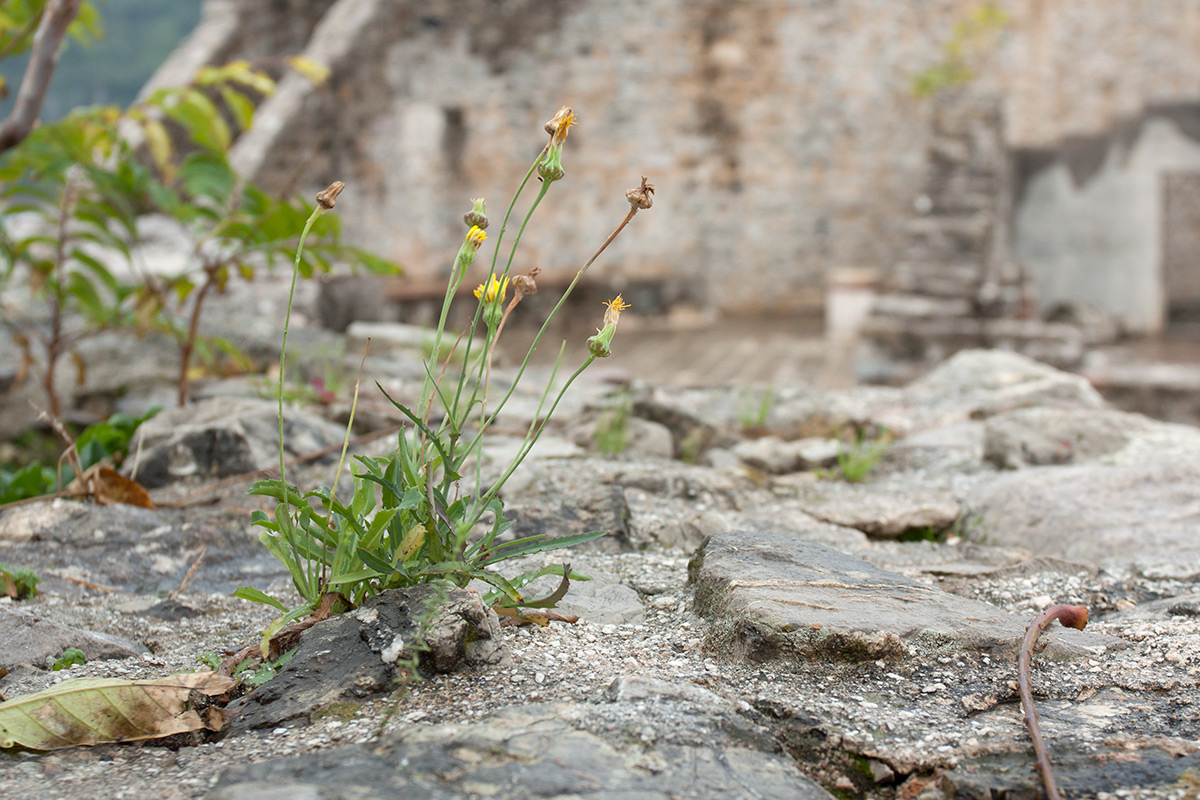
[469,205,639,452]
[453,181,552,425]
[277,205,325,569]
[465,354,595,532]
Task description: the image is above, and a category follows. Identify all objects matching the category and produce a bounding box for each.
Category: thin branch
[1018,603,1089,800]
[0,0,82,153]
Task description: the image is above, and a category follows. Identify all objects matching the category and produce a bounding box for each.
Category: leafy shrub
[0,59,398,414]
[0,407,158,504]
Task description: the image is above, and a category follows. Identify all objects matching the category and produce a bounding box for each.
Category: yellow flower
[474,275,508,304]
[465,225,487,251]
[455,225,488,272]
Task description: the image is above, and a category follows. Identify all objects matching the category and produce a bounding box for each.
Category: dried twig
[169,545,206,600]
[1018,603,1089,800]
[60,574,131,595]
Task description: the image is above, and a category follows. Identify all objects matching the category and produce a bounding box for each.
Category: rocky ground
[2,322,1200,798]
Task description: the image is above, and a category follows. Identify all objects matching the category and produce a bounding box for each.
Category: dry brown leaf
[0,671,234,750]
[67,465,155,509]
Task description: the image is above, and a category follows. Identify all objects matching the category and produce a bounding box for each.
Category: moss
[311,700,363,722]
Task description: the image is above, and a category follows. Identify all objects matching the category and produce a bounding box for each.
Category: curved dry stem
[1018,603,1089,800]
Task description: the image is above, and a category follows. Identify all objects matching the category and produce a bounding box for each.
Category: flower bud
[463,197,489,230]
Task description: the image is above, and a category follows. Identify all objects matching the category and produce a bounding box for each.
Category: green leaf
[477,530,611,567]
[219,86,256,130]
[233,586,287,611]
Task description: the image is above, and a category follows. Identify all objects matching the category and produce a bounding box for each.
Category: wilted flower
[587,295,629,358]
[538,106,577,183]
[626,177,654,210]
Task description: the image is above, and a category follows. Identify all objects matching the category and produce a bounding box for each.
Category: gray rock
[689,530,1116,661]
[0,501,288,594]
[945,688,1200,797]
[0,606,147,669]
[901,349,1106,429]
[965,459,1200,576]
[780,477,961,539]
[570,415,674,459]
[981,406,1173,469]
[229,585,506,730]
[504,482,632,553]
[731,435,805,474]
[212,676,834,800]
[127,397,347,488]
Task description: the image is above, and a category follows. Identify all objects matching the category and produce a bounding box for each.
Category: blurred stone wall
[149,0,1200,324]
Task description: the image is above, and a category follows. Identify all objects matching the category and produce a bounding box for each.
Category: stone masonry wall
[148,0,1200,319]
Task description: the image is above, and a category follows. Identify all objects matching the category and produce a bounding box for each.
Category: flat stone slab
[0,606,146,669]
[211,676,834,800]
[784,479,961,539]
[689,530,1116,661]
[966,459,1200,577]
[0,501,286,594]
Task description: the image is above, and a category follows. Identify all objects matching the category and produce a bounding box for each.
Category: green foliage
[834,429,891,483]
[594,391,632,455]
[194,651,222,671]
[51,647,86,671]
[0,407,157,504]
[0,57,399,412]
[912,3,1009,97]
[0,461,54,504]
[0,561,39,599]
[242,110,649,630]
[738,386,774,430]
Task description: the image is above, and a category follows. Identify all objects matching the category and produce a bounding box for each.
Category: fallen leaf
[67,466,155,509]
[0,671,234,750]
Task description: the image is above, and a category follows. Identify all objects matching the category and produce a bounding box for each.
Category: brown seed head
[513,267,541,298]
[316,181,346,210]
[626,176,655,210]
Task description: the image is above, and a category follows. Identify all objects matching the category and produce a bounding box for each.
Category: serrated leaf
[0,672,234,750]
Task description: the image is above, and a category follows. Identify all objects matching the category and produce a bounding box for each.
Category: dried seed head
[513,267,541,298]
[316,181,346,210]
[626,176,654,210]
